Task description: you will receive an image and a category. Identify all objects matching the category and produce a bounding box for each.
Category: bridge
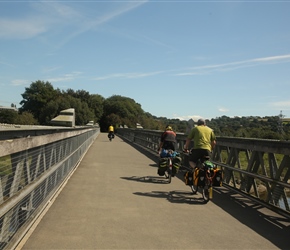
[0,126,289,249]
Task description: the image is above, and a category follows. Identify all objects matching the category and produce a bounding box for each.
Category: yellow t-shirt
[188,125,215,151]
[108,126,114,132]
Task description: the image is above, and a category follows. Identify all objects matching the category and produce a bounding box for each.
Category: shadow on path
[211,187,290,249]
[133,190,207,205]
[119,135,290,249]
[120,176,170,184]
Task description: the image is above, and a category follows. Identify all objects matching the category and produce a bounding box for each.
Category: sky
[1,0,290,122]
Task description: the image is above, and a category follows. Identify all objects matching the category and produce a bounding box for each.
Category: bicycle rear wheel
[165,169,172,183]
[190,183,198,194]
[201,185,210,203]
[201,177,213,203]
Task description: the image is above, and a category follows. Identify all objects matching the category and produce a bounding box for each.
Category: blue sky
[1,0,290,121]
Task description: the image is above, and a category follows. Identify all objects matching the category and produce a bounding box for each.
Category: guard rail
[117,128,290,218]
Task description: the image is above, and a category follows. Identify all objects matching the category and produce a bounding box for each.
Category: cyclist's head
[197,119,206,125]
[166,125,173,131]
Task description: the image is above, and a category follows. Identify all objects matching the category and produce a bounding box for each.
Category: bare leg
[189,161,196,169]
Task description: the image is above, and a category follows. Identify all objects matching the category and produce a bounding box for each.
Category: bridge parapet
[117,128,290,218]
[0,126,100,249]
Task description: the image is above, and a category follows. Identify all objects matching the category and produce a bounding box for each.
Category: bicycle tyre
[190,184,198,194]
[166,158,172,183]
[201,185,210,203]
[164,171,172,183]
[167,173,172,183]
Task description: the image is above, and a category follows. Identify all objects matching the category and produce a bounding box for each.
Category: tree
[59,94,94,125]
[0,109,18,124]
[100,95,145,131]
[16,80,290,139]
[17,111,38,125]
[20,80,59,124]
[87,94,104,123]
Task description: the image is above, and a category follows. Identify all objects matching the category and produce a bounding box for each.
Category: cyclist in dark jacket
[158,125,176,153]
[157,125,177,176]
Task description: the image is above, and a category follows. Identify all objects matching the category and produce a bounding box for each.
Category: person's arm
[211,131,216,151]
[158,132,165,152]
[211,140,216,151]
[184,128,194,151]
[183,138,191,151]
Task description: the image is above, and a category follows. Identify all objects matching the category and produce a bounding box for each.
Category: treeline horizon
[0,80,289,140]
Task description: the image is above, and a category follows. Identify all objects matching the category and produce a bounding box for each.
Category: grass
[0,155,12,176]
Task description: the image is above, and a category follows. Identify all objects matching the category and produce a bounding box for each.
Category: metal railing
[0,126,100,249]
[117,128,290,217]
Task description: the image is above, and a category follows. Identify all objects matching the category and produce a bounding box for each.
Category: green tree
[17,111,38,125]
[61,95,94,125]
[20,80,59,124]
[101,95,144,131]
[87,94,104,123]
[0,109,18,124]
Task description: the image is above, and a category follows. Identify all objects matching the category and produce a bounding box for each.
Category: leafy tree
[61,95,94,125]
[101,95,144,131]
[20,80,59,124]
[0,109,18,124]
[16,81,290,140]
[87,94,104,123]
[104,113,123,129]
[17,111,38,125]
[40,96,68,124]
[65,89,91,102]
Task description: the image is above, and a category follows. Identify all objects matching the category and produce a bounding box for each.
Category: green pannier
[157,158,167,176]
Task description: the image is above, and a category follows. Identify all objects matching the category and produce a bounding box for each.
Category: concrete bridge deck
[18,133,289,249]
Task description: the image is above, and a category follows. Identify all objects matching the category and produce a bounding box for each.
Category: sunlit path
[19,133,289,250]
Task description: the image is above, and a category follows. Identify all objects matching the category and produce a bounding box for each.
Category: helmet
[166,125,172,131]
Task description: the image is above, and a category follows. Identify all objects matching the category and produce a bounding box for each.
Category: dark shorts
[162,141,175,151]
[108,131,114,138]
[189,148,211,163]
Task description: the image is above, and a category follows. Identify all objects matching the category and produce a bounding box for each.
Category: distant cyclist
[158,125,176,155]
[108,125,114,139]
[183,119,216,169]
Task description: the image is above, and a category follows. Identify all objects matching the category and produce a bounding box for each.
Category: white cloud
[98,54,290,80]
[89,53,290,83]
[218,107,229,113]
[270,101,290,107]
[0,61,14,67]
[0,18,47,39]
[11,80,30,86]
[172,115,203,121]
[42,66,62,73]
[47,71,82,83]
[175,54,290,76]
[93,71,162,81]
[0,1,148,44]
[51,1,149,48]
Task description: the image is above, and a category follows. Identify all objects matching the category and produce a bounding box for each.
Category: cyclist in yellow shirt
[108,125,114,140]
[183,119,216,169]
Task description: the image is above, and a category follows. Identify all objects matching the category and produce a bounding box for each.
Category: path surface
[19,133,290,249]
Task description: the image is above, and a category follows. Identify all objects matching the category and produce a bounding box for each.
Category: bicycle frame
[164,156,173,183]
[162,149,181,183]
[191,159,214,203]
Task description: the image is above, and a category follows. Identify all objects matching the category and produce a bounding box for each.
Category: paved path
[19,133,290,249]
